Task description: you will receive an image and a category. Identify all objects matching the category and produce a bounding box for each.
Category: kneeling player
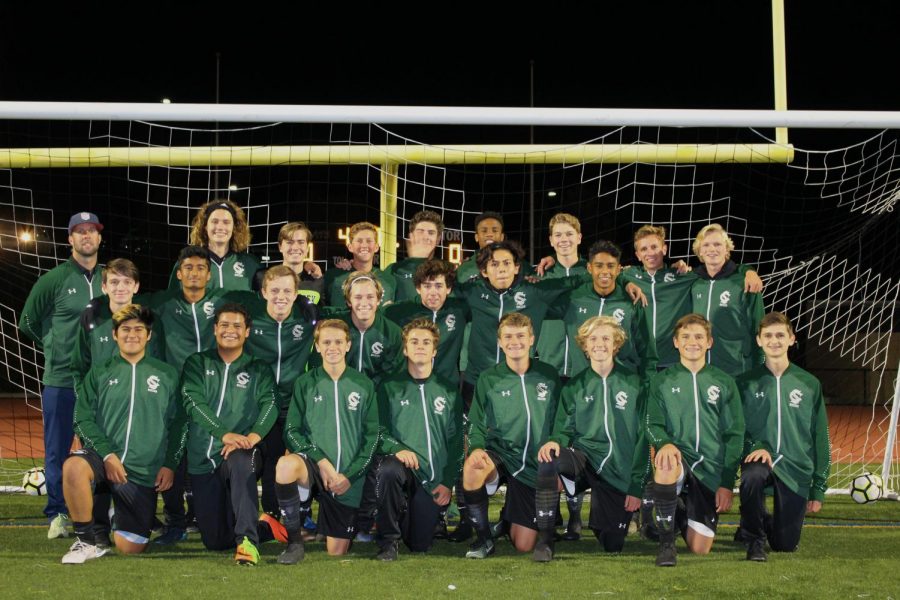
[462,313,561,558]
[182,303,277,566]
[534,316,648,561]
[737,312,830,561]
[62,305,184,563]
[646,314,744,566]
[375,319,463,560]
[275,319,379,563]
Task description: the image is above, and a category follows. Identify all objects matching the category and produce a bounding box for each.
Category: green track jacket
[737,363,831,501]
[378,371,464,493]
[468,360,561,488]
[549,366,650,497]
[19,258,102,387]
[312,310,403,387]
[146,288,230,368]
[535,258,588,375]
[285,367,379,508]
[646,363,745,491]
[168,251,261,293]
[74,354,186,488]
[384,257,426,303]
[383,297,470,384]
[181,349,277,475]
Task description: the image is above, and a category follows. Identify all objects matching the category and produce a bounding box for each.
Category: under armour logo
[206,370,215,376]
[584,395,594,403]
[403,273,412,279]
[578,307,587,314]
[67,288,77,295]
[755,392,765,398]
[672,387,680,393]
[99,336,109,343]
[108,378,118,385]
[346,526,355,533]
[175,308,183,315]
[481,294,490,300]
[400,399,409,406]
[537,510,554,517]
[501,390,511,397]
[656,515,673,523]
[254,329,264,335]
[314,395,323,403]
[642,498,654,505]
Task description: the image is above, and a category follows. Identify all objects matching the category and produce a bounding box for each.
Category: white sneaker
[61,539,108,564]
[48,514,71,540]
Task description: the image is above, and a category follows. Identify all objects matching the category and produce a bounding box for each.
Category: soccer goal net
[0,104,897,498]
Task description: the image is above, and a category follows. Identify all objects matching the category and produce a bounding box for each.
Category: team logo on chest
[481,293,490,301]
[292,324,305,341]
[536,382,549,401]
[719,291,731,308]
[108,378,119,386]
[707,385,721,405]
[99,336,109,343]
[233,262,245,278]
[203,301,215,318]
[514,291,527,309]
[612,308,625,324]
[578,306,588,314]
[400,399,409,407]
[347,391,361,411]
[584,395,594,403]
[371,341,384,357]
[236,372,251,389]
[254,328,264,335]
[146,375,160,393]
[664,272,676,283]
[68,288,77,295]
[445,314,456,332]
[789,389,803,408]
[615,391,628,410]
[433,396,447,414]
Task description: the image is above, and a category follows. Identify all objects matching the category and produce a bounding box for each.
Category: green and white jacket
[285,367,379,508]
[535,258,588,376]
[737,363,831,501]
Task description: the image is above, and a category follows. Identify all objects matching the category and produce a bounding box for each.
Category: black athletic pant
[259,415,286,517]
[354,455,383,534]
[739,461,807,552]
[160,458,191,529]
[375,455,442,552]
[192,448,263,550]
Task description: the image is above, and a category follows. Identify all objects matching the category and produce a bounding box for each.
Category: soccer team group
[19,200,831,568]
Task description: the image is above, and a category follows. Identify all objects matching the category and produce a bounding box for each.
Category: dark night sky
[1,2,898,111]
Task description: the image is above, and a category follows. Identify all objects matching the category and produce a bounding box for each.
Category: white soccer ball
[22,467,46,496]
[849,472,883,504]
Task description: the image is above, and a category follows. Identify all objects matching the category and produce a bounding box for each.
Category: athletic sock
[535,462,559,533]
[566,492,584,523]
[276,482,309,543]
[463,486,491,543]
[652,482,678,544]
[72,520,96,545]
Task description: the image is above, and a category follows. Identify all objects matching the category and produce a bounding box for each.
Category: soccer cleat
[465,538,495,559]
[532,541,554,563]
[48,514,71,539]
[234,536,260,566]
[639,522,660,542]
[153,526,187,545]
[186,518,200,534]
[61,538,108,564]
[277,541,306,565]
[447,520,473,543]
[433,517,449,540]
[490,519,509,541]
[655,541,677,567]
[354,530,374,543]
[377,540,399,561]
[561,517,582,541]
[303,515,317,532]
[94,534,112,551]
[746,539,768,562]
[259,513,288,543]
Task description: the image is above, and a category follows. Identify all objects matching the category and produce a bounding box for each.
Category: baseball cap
[68,212,104,234]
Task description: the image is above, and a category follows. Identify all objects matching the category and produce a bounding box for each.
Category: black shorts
[485,450,537,531]
[555,448,632,535]
[300,455,358,540]
[69,448,157,542]
[678,460,719,537]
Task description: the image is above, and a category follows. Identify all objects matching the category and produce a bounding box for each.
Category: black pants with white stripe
[192,448,263,550]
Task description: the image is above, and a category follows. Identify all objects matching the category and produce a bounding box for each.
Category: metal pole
[772,0,789,144]
[214,52,221,193]
[528,60,535,265]
[881,355,900,496]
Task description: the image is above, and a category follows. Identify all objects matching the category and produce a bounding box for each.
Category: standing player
[552,240,657,382]
[462,313,561,559]
[375,319,463,560]
[20,211,104,539]
[737,312,830,561]
[384,210,444,302]
[691,224,765,376]
[384,260,470,384]
[235,266,319,529]
[168,199,261,292]
[269,221,324,304]
[274,319,379,563]
[62,304,184,563]
[534,316,649,561]
[645,314,744,566]
[455,211,507,283]
[323,221,397,307]
[181,303,277,565]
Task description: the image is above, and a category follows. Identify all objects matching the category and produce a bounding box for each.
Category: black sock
[276,482,309,542]
[641,482,656,528]
[535,462,559,533]
[73,520,96,545]
[463,486,491,542]
[566,492,584,524]
[652,482,678,544]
